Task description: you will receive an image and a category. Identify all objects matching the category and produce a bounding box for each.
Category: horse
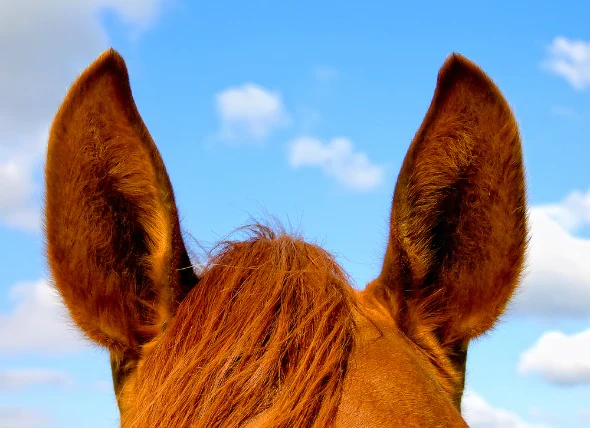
[44,49,527,427]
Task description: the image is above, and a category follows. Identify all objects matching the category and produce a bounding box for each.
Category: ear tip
[58,47,131,106]
[49,47,131,130]
[436,52,514,113]
[68,47,130,97]
[86,47,130,83]
[438,52,487,84]
[47,47,134,163]
[438,53,507,96]
[96,47,127,70]
[443,52,475,68]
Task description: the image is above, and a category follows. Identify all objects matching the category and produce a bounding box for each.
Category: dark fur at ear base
[45,49,197,356]
[367,53,527,399]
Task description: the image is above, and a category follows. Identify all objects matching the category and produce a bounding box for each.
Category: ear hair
[370,53,527,348]
[45,49,197,355]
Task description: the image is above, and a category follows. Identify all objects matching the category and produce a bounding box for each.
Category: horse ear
[368,54,527,347]
[45,49,197,355]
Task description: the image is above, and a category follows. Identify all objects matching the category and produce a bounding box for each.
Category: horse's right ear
[45,49,197,357]
[368,53,527,347]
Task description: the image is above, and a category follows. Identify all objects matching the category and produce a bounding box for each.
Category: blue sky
[1,1,589,426]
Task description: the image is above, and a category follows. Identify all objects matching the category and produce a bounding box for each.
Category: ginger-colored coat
[45,49,527,427]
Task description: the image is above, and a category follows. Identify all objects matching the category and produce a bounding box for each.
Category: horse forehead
[336,293,467,427]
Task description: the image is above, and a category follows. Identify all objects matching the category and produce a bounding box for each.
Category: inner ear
[379,53,526,343]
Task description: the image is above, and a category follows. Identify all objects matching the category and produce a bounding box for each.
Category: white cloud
[550,106,577,117]
[542,37,590,90]
[536,189,590,233]
[0,407,51,428]
[0,129,48,231]
[0,279,86,355]
[462,391,549,428]
[511,206,590,318]
[518,328,590,385]
[0,157,39,231]
[90,0,170,29]
[216,84,289,141]
[288,136,385,191]
[0,369,75,390]
[312,65,340,82]
[0,0,167,231]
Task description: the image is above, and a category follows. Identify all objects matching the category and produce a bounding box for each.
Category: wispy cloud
[215,83,289,141]
[550,106,577,118]
[542,37,590,90]
[519,328,590,386]
[288,136,385,191]
[462,390,549,428]
[312,65,340,83]
[0,279,86,355]
[95,0,170,30]
[0,407,51,428]
[0,368,75,390]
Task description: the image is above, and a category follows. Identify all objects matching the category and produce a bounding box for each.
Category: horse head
[45,50,527,427]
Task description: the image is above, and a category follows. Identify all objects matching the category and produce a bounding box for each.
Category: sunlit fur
[45,49,527,427]
[121,226,355,427]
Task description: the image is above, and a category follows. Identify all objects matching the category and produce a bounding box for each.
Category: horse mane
[121,225,356,427]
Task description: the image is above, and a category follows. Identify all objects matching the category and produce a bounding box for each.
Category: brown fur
[44,49,527,426]
[121,226,355,427]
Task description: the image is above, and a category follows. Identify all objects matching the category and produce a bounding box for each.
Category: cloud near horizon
[0,368,75,391]
[462,390,549,428]
[0,406,51,428]
[0,279,87,355]
[519,328,590,386]
[511,190,590,319]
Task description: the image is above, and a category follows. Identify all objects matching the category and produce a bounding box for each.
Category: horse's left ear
[45,49,197,359]
[368,54,528,348]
